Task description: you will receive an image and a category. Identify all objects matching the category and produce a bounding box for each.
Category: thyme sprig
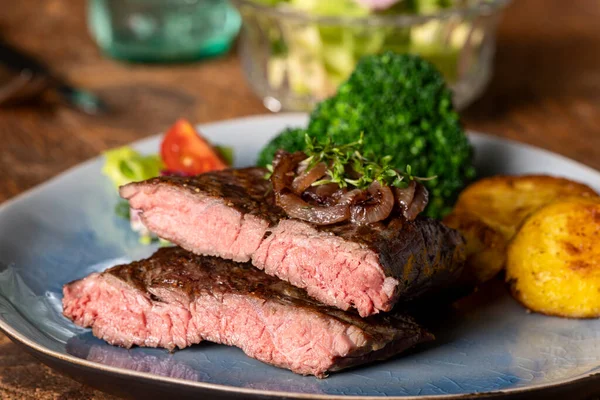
[265,134,436,189]
[303,134,436,190]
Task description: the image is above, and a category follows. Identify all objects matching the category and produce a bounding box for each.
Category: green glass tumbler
[88,0,241,62]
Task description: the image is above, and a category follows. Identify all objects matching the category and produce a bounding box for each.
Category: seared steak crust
[136,168,285,225]
[325,218,465,302]
[63,247,432,377]
[120,168,465,316]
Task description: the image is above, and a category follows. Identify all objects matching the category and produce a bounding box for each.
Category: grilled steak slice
[62,247,432,378]
[121,168,282,263]
[120,168,465,317]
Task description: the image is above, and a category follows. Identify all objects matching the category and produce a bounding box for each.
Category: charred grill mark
[140,168,286,225]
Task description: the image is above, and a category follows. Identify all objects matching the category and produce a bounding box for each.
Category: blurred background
[2,1,600,201]
[1,0,600,397]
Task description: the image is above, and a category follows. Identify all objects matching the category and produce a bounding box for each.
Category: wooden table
[1,0,600,398]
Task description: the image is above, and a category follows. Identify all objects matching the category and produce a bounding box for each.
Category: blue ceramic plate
[1,114,600,400]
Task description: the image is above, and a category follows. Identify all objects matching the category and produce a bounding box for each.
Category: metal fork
[0,40,108,115]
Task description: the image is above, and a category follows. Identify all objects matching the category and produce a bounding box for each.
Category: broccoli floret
[258,52,475,219]
[257,127,306,167]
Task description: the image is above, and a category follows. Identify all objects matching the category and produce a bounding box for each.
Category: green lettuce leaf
[102,146,164,188]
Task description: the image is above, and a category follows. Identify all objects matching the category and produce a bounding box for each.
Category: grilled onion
[394,180,417,211]
[270,150,429,225]
[350,181,394,224]
[292,162,327,194]
[404,182,429,220]
[302,183,345,206]
[278,192,350,225]
[270,150,306,192]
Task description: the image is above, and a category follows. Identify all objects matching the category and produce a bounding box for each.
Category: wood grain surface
[1,0,600,398]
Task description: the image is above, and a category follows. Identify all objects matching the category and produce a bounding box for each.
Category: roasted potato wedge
[453,175,599,240]
[443,211,507,284]
[506,196,600,318]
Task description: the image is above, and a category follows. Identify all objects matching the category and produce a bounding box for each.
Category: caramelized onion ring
[271,150,306,192]
[292,162,327,194]
[393,180,417,212]
[337,188,363,206]
[272,151,350,225]
[278,192,350,225]
[302,183,343,206]
[350,181,394,224]
[404,183,429,220]
[270,150,428,225]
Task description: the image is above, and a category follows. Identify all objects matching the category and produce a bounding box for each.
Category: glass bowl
[232,0,509,111]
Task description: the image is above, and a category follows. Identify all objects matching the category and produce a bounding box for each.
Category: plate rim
[1,112,600,399]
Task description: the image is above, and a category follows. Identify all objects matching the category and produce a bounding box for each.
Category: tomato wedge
[160,119,228,175]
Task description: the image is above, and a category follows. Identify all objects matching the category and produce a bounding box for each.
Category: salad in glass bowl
[233,0,509,111]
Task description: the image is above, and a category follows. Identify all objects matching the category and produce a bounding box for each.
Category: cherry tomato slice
[160,119,228,175]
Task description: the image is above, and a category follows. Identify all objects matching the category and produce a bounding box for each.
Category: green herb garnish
[301,133,436,190]
[265,134,436,189]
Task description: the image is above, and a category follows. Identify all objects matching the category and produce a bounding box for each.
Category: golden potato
[506,196,600,318]
[443,211,507,284]
[454,175,599,240]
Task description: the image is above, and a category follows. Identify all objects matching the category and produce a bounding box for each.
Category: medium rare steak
[62,247,432,378]
[120,168,465,317]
